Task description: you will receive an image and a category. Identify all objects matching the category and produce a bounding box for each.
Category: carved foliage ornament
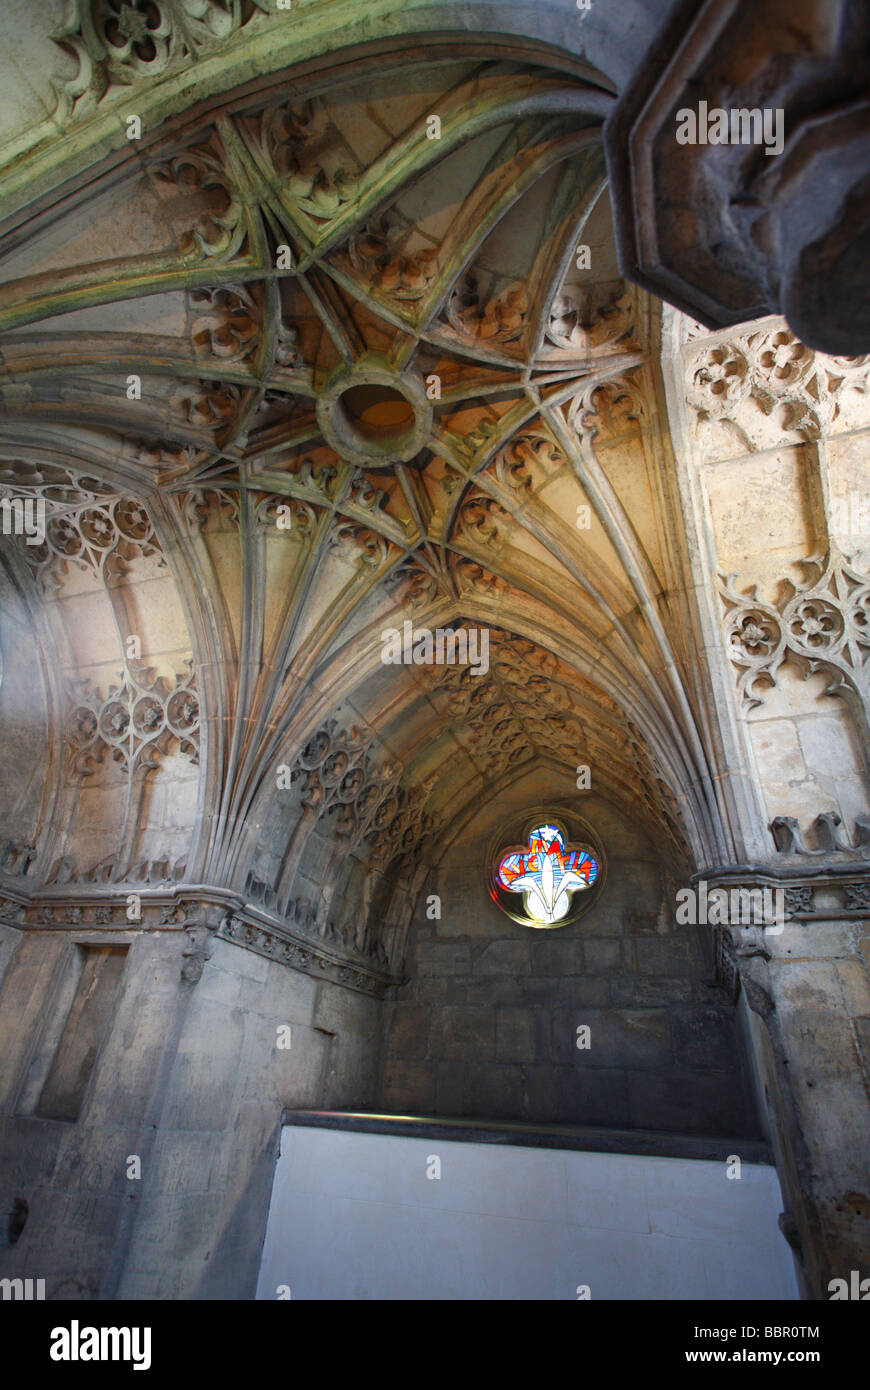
[180,487,241,532]
[494,432,563,493]
[52,0,271,121]
[171,379,244,433]
[256,99,360,225]
[189,284,262,364]
[565,369,646,442]
[544,286,636,356]
[433,634,610,781]
[152,137,247,264]
[445,276,528,347]
[348,213,438,301]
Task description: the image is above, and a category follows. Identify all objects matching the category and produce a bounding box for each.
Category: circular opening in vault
[336,383,416,443]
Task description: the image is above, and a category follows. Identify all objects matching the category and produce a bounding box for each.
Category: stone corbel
[770,813,870,860]
[179,904,218,984]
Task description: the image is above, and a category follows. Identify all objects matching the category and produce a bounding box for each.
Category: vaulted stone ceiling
[0,28,730,982]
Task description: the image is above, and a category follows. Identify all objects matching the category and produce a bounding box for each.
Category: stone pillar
[724,897,870,1298]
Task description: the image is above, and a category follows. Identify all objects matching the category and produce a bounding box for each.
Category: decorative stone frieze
[695,866,870,926]
[220,907,400,997]
[0,881,399,997]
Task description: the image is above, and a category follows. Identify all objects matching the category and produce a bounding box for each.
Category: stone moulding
[0,885,237,930]
[712,926,740,1004]
[220,908,401,998]
[689,865,870,924]
[0,890,27,925]
[696,865,870,999]
[0,883,401,997]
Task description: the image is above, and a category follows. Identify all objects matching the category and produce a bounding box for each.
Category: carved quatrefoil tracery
[68,659,200,777]
[721,549,870,714]
[687,326,870,452]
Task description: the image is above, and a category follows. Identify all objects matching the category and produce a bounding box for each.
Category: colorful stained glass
[496,822,598,924]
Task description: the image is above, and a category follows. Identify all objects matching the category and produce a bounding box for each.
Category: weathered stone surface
[382,1060,435,1114]
[473,941,531,976]
[435,1062,524,1121]
[556,1008,674,1071]
[635,936,702,977]
[494,1008,535,1064]
[430,1007,494,1062]
[555,1068,631,1129]
[836,959,870,1019]
[388,1005,430,1060]
[670,1007,738,1072]
[415,940,473,977]
[532,938,585,976]
[583,939,624,974]
[554,976,613,1008]
[313,982,380,1042]
[610,976,698,1007]
[624,1070,758,1139]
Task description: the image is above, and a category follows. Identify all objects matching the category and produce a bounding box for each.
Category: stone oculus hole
[335,382,417,443]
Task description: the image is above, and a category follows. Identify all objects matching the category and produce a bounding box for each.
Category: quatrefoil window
[493,821,600,928]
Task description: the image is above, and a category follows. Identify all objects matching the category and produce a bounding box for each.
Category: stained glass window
[495,822,599,926]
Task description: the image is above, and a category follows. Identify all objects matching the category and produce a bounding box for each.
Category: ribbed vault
[0,41,731,979]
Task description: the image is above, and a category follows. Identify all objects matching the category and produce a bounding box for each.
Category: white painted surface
[256,1126,799,1300]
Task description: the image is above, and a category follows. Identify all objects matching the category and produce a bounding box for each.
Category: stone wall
[662,308,870,1297]
[0,557,49,859]
[0,925,380,1299]
[737,918,870,1301]
[380,781,761,1137]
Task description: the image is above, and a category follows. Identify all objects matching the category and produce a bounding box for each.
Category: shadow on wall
[191,1118,282,1300]
[0,559,49,856]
